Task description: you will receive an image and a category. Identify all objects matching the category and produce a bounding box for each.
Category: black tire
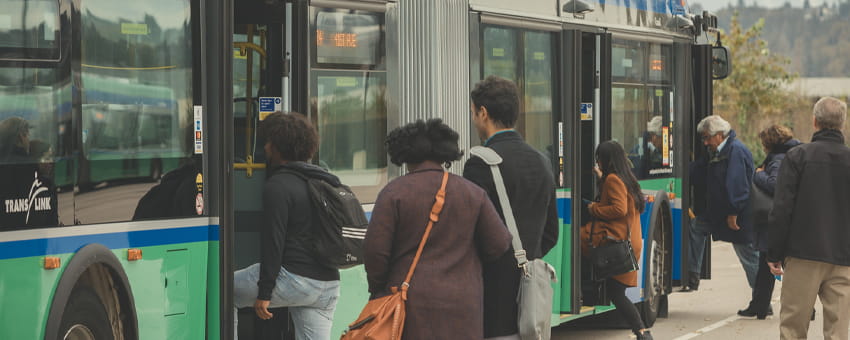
[640,214,668,327]
[58,287,114,340]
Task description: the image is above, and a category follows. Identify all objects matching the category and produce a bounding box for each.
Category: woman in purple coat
[364,118,512,340]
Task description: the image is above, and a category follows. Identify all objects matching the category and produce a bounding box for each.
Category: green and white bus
[0,0,727,339]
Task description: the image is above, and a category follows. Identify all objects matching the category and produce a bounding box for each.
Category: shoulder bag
[749,181,772,231]
[470,146,556,340]
[340,171,449,340]
[588,211,639,282]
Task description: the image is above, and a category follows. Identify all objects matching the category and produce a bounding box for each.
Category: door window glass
[522,31,555,156]
[480,26,556,158]
[612,40,674,179]
[310,7,387,203]
[483,26,518,80]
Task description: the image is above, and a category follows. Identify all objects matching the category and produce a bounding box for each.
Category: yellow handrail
[233,156,265,178]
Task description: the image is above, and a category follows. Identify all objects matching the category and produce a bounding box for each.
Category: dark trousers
[606,278,646,333]
[751,252,776,315]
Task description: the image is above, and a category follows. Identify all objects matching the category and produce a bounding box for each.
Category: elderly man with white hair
[682,115,760,315]
[768,97,850,340]
[627,116,664,179]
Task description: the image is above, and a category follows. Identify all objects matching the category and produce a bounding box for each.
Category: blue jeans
[234,263,340,340]
[687,217,712,275]
[688,217,759,288]
[733,242,759,289]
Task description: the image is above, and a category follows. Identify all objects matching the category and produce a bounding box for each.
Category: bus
[0,0,728,339]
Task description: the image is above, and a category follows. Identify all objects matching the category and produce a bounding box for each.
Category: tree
[713,13,808,162]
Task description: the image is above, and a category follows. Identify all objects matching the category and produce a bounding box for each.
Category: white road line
[671,314,742,340]
[672,297,785,340]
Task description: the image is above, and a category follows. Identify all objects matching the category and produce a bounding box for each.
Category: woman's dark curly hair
[259,112,318,162]
[385,118,463,167]
[758,124,794,152]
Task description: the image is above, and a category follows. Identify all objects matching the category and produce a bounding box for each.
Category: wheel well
[44,244,138,340]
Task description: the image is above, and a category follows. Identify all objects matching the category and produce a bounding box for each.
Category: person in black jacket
[742,125,801,319]
[233,112,340,340]
[767,97,850,340]
[463,76,559,340]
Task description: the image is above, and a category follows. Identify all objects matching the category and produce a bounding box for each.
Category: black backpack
[280,169,368,269]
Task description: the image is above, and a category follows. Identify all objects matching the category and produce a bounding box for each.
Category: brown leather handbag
[340,171,448,340]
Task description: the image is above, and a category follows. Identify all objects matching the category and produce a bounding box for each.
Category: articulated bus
[0,0,726,339]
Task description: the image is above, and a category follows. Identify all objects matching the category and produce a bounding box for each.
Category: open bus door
[231,1,298,339]
[688,44,714,284]
[562,26,613,313]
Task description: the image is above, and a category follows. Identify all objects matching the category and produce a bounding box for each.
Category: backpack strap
[469,146,529,270]
[400,171,448,300]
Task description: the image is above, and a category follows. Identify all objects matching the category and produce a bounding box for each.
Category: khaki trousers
[780,256,850,340]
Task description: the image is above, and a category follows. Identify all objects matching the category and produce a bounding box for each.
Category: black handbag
[750,181,773,232]
[588,219,639,281]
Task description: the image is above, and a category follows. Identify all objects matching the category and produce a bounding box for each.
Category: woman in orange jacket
[581,141,652,340]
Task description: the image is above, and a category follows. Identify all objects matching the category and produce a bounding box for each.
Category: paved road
[553,242,837,339]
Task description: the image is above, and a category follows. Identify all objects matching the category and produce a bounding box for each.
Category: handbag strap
[588,176,633,249]
[469,146,529,269]
[401,171,449,293]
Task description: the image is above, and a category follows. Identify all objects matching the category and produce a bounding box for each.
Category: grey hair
[647,116,663,135]
[696,115,732,137]
[813,96,846,130]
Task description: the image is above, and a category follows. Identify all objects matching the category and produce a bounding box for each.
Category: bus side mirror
[711,46,731,80]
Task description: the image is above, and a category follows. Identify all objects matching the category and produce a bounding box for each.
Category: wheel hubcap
[64,324,96,340]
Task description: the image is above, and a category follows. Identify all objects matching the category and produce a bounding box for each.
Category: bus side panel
[123,242,209,340]
[556,193,573,314]
[541,213,565,315]
[331,267,371,338]
[0,255,69,339]
[207,239,221,340]
[0,241,209,339]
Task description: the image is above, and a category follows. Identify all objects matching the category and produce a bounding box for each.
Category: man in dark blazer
[463,76,560,340]
[768,97,850,339]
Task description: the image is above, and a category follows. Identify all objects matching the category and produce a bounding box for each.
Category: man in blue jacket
[684,115,758,314]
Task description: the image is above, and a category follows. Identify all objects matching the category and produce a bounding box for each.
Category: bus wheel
[59,286,114,340]
[640,215,668,327]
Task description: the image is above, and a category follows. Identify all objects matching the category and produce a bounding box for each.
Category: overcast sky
[696,0,836,12]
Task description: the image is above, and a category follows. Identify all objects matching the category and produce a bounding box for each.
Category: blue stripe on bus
[0,225,219,260]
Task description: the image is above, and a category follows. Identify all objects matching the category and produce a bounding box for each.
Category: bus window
[480,26,556,159]
[612,40,645,83]
[613,40,674,179]
[0,68,67,229]
[0,0,60,61]
[76,0,198,224]
[310,7,387,203]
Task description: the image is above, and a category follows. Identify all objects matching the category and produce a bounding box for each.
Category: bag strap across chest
[400,171,449,298]
[469,146,529,269]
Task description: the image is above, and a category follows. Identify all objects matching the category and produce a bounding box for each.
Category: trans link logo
[4,171,51,223]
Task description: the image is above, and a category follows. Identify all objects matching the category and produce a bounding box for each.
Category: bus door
[232,1,295,339]
[564,27,613,308]
[688,44,714,283]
